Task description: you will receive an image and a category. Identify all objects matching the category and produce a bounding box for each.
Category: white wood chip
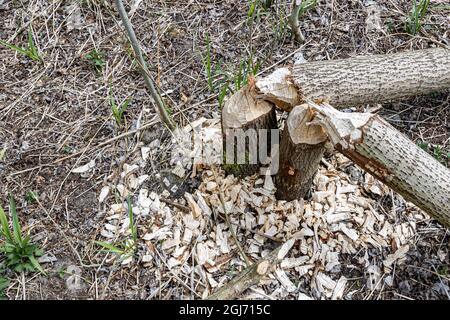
[367,265,382,291]
[185,192,202,218]
[72,160,95,173]
[275,269,297,293]
[141,147,151,161]
[167,257,181,268]
[326,212,351,224]
[142,227,171,241]
[142,254,153,263]
[104,223,118,232]
[298,293,314,300]
[316,272,336,297]
[331,276,347,300]
[312,191,333,202]
[340,224,359,241]
[280,256,309,269]
[182,228,193,244]
[195,191,212,216]
[183,214,200,230]
[295,264,315,277]
[196,243,209,265]
[277,238,296,260]
[99,186,110,203]
[161,238,180,250]
[383,245,410,268]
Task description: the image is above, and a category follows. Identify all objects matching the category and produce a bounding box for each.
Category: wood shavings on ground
[95,123,438,300]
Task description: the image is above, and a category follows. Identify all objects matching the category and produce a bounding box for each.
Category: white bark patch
[72,160,95,173]
[255,67,301,110]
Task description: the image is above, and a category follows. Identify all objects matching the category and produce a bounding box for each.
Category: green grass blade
[28,255,46,275]
[27,27,38,60]
[120,97,132,114]
[0,40,29,56]
[0,205,13,243]
[127,196,137,241]
[95,241,124,254]
[218,82,229,109]
[9,196,23,246]
[27,27,33,51]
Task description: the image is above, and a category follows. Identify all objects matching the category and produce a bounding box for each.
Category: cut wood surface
[221,78,277,177]
[307,101,450,227]
[256,48,450,110]
[275,104,328,200]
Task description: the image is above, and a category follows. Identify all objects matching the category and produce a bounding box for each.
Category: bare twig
[289,3,305,43]
[114,0,176,130]
[206,246,282,300]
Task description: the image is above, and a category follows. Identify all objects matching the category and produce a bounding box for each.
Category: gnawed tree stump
[256,48,450,111]
[275,104,328,200]
[221,78,277,177]
[308,101,450,228]
[254,48,450,202]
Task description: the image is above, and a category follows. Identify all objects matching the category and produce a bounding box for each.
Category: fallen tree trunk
[256,48,450,110]
[222,78,277,177]
[255,48,450,199]
[307,101,450,228]
[275,105,327,200]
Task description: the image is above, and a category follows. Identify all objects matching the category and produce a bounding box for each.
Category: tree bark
[221,78,277,177]
[253,48,450,204]
[308,101,450,228]
[256,48,450,110]
[275,104,327,200]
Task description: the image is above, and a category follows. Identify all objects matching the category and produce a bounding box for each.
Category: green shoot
[95,196,137,262]
[63,146,73,154]
[417,141,428,151]
[25,191,38,203]
[0,27,41,62]
[85,49,106,72]
[417,141,450,164]
[0,196,45,274]
[200,35,260,108]
[218,81,229,109]
[0,276,8,299]
[234,55,260,92]
[433,145,443,162]
[297,0,318,17]
[406,0,430,35]
[109,86,132,126]
[247,0,270,25]
[248,0,257,19]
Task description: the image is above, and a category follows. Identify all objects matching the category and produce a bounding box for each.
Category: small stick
[206,246,282,300]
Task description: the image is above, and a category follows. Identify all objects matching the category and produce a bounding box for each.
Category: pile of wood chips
[96,119,428,300]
